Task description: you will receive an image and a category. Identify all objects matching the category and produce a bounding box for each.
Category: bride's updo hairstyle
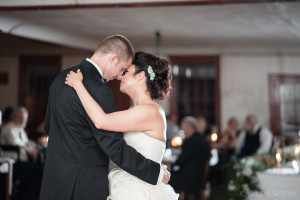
[133,52,172,100]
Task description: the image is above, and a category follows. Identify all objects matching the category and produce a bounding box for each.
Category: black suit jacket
[170,132,211,192]
[40,60,160,200]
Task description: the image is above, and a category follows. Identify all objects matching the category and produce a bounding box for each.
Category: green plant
[223,154,276,200]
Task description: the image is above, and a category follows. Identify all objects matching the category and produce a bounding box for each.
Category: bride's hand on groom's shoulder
[162,164,171,184]
[65,69,83,88]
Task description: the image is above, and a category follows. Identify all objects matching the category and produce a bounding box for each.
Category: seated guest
[169,116,211,200]
[235,114,273,158]
[220,117,240,156]
[1,107,38,161]
[195,115,208,135]
[1,107,38,200]
[196,116,212,143]
[0,106,14,131]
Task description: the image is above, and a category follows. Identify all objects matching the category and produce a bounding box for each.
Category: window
[269,74,300,136]
[169,56,220,130]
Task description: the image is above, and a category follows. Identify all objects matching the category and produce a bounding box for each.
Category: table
[0,157,15,200]
[248,167,300,200]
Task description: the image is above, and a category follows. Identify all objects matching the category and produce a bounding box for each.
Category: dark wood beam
[0,0,300,11]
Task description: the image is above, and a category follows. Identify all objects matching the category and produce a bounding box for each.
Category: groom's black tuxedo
[40,60,160,200]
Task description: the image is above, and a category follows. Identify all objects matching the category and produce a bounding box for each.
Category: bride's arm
[65,70,161,133]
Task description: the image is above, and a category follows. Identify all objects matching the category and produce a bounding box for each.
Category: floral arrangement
[223,154,276,200]
[220,143,299,200]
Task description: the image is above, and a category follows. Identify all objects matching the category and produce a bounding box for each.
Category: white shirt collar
[86,58,103,78]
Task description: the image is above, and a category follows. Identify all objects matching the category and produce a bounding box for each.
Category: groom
[40,35,169,200]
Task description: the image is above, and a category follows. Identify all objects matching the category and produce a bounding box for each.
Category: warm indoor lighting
[294,146,300,156]
[40,136,49,147]
[211,133,218,142]
[172,65,179,76]
[185,68,192,78]
[171,136,183,147]
[276,152,282,163]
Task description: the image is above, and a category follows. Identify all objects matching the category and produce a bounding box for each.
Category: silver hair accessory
[147,65,155,81]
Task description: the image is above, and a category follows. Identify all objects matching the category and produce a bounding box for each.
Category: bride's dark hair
[132,52,172,100]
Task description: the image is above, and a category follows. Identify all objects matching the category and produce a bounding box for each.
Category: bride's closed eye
[121,70,129,76]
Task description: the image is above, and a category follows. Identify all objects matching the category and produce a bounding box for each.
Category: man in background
[170,116,211,200]
[235,114,273,157]
[1,107,39,200]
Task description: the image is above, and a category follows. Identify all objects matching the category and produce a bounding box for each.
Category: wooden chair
[198,154,212,200]
[0,145,20,162]
[177,154,212,200]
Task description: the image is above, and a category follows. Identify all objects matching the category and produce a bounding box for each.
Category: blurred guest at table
[166,112,180,147]
[196,115,212,143]
[195,115,207,135]
[220,117,240,155]
[0,107,39,200]
[0,106,14,128]
[170,116,211,200]
[0,106,14,143]
[218,117,241,165]
[235,114,273,158]
[196,115,215,148]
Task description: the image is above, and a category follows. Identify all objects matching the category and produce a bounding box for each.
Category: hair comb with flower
[147,65,155,81]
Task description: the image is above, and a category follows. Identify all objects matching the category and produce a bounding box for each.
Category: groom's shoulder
[49,62,84,91]
[60,60,86,75]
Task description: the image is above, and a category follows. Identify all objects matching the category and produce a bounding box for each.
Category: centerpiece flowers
[223,154,276,200]
[222,143,300,200]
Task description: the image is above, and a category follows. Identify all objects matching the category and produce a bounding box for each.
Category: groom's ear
[109,53,119,65]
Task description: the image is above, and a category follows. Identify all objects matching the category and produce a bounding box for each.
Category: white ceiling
[1,2,300,53]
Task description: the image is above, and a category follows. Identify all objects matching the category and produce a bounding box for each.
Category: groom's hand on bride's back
[161,164,171,184]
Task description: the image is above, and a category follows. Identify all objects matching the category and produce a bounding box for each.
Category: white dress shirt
[235,124,273,156]
[86,58,103,77]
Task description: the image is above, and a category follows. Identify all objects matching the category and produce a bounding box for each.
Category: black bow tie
[101,79,107,84]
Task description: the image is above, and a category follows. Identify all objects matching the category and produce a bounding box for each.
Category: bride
[65,52,179,200]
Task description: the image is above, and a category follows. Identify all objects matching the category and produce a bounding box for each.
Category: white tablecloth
[248,168,300,200]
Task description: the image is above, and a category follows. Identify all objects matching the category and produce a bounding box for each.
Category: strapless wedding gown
[107,132,179,200]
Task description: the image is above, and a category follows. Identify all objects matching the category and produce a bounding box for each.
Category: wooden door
[19,56,61,140]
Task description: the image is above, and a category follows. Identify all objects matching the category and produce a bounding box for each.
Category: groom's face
[106,58,132,81]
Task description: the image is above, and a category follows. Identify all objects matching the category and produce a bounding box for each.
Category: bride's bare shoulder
[134,103,164,118]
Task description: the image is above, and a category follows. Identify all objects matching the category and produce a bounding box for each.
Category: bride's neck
[129,90,152,106]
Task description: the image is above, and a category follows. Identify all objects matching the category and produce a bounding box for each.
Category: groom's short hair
[95,34,134,62]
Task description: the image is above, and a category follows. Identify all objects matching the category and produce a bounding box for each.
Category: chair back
[0,145,20,162]
[199,154,212,200]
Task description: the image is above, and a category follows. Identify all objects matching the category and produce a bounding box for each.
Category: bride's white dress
[107,132,179,200]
